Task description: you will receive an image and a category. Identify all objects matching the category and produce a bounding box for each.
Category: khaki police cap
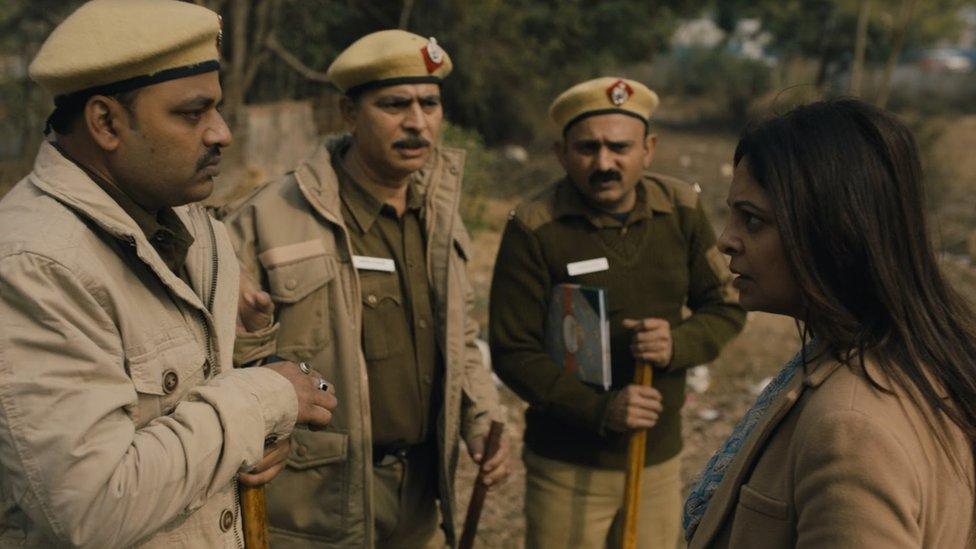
[549,77,660,133]
[30,0,221,104]
[326,30,453,96]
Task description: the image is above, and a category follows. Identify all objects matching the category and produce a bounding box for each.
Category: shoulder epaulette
[645,170,700,210]
[511,183,560,231]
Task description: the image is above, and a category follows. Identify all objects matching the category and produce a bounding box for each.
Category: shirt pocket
[127,337,207,428]
[266,254,337,360]
[359,271,404,361]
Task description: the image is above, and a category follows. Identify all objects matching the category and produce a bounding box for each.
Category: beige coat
[221,135,502,547]
[0,142,298,548]
[689,355,975,548]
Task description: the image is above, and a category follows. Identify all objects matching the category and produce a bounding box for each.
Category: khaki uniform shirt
[490,174,746,469]
[334,158,442,447]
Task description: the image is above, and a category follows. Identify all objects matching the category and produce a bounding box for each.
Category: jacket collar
[293,133,461,228]
[551,174,673,228]
[690,352,838,549]
[28,140,210,314]
[30,141,147,242]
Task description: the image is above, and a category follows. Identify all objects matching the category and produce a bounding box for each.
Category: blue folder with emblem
[545,283,611,390]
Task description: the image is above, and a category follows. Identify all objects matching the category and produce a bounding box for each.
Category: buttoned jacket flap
[128,337,207,396]
[265,253,336,304]
[287,429,348,469]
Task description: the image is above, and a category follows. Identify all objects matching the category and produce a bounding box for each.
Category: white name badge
[567,257,609,276]
[353,255,396,272]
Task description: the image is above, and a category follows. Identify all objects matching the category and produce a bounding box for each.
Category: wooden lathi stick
[622,362,654,549]
[459,421,505,549]
[241,485,269,549]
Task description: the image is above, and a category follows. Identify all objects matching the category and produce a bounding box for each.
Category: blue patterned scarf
[682,345,811,541]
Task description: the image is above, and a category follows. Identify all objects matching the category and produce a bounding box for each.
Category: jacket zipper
[192,211,242,547]
[232,480,244,549]
[200,213,218,375]
[199,213,241,548]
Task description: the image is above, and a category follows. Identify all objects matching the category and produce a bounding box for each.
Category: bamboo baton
[241,485,269,549]
[622,361,654,549]
[459,420,505,549]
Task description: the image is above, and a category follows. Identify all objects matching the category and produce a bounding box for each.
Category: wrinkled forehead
[564,112,645,143]
[360,82,442,102]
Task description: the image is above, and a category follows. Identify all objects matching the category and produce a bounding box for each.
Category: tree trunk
[223,0,250,133]
[876,0,918,108]
[398,0,415,29]
[850,0,871,96]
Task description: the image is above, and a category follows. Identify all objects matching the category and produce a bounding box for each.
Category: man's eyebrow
[376,94,412,103]
[174,96,216,110]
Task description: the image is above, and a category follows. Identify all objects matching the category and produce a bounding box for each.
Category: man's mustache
[393,136,431,149]
[195,147,221,171]
[589,170,622,184]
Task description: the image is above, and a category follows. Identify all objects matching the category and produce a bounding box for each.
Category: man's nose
[402,102,426,131]
[595,146,614,171]
[205,111,232,148]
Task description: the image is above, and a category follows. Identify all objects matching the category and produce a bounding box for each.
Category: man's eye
[182,110,205,121]
[609,144,629,153]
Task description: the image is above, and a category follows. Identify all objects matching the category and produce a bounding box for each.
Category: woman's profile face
[718,159,803,317]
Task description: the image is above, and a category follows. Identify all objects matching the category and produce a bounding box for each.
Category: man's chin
[178,177,215,205]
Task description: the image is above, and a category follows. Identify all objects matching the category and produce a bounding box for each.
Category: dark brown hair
[734,99,976,468]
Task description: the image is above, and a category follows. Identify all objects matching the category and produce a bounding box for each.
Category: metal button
[264,435,278,447]
[449,166,458,175]
[219,508,234,532]
[367,294,378,306]
[295,445,308,457]
[162,370,179,394]
[419,318,429,329]
[424,374,433,384]
[285,279,297,290]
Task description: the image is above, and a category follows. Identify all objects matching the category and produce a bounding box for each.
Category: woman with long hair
[683,98,976,548]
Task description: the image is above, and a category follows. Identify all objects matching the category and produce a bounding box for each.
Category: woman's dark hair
[734,99,976,458]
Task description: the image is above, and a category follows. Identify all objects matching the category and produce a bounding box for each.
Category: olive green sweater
[489,173,745,469]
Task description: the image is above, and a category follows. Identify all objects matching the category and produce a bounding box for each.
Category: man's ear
[339,96,357,129]
[84,96,125,152]
[643,133,657,168]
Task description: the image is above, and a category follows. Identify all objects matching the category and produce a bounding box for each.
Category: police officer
[489,77,746,549]
[0,0,336,547]
[223,30,507,548]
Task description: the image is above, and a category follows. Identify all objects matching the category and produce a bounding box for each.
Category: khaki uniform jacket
[689,356,974,548]
[220,135,502,547]
[0,143,299,548]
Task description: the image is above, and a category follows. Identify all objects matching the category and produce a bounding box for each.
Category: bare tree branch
[877,0,918,108]
[850,0,871,96]
[398,0,415,29]
[265,33,331,83]
[243,48,272,91]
